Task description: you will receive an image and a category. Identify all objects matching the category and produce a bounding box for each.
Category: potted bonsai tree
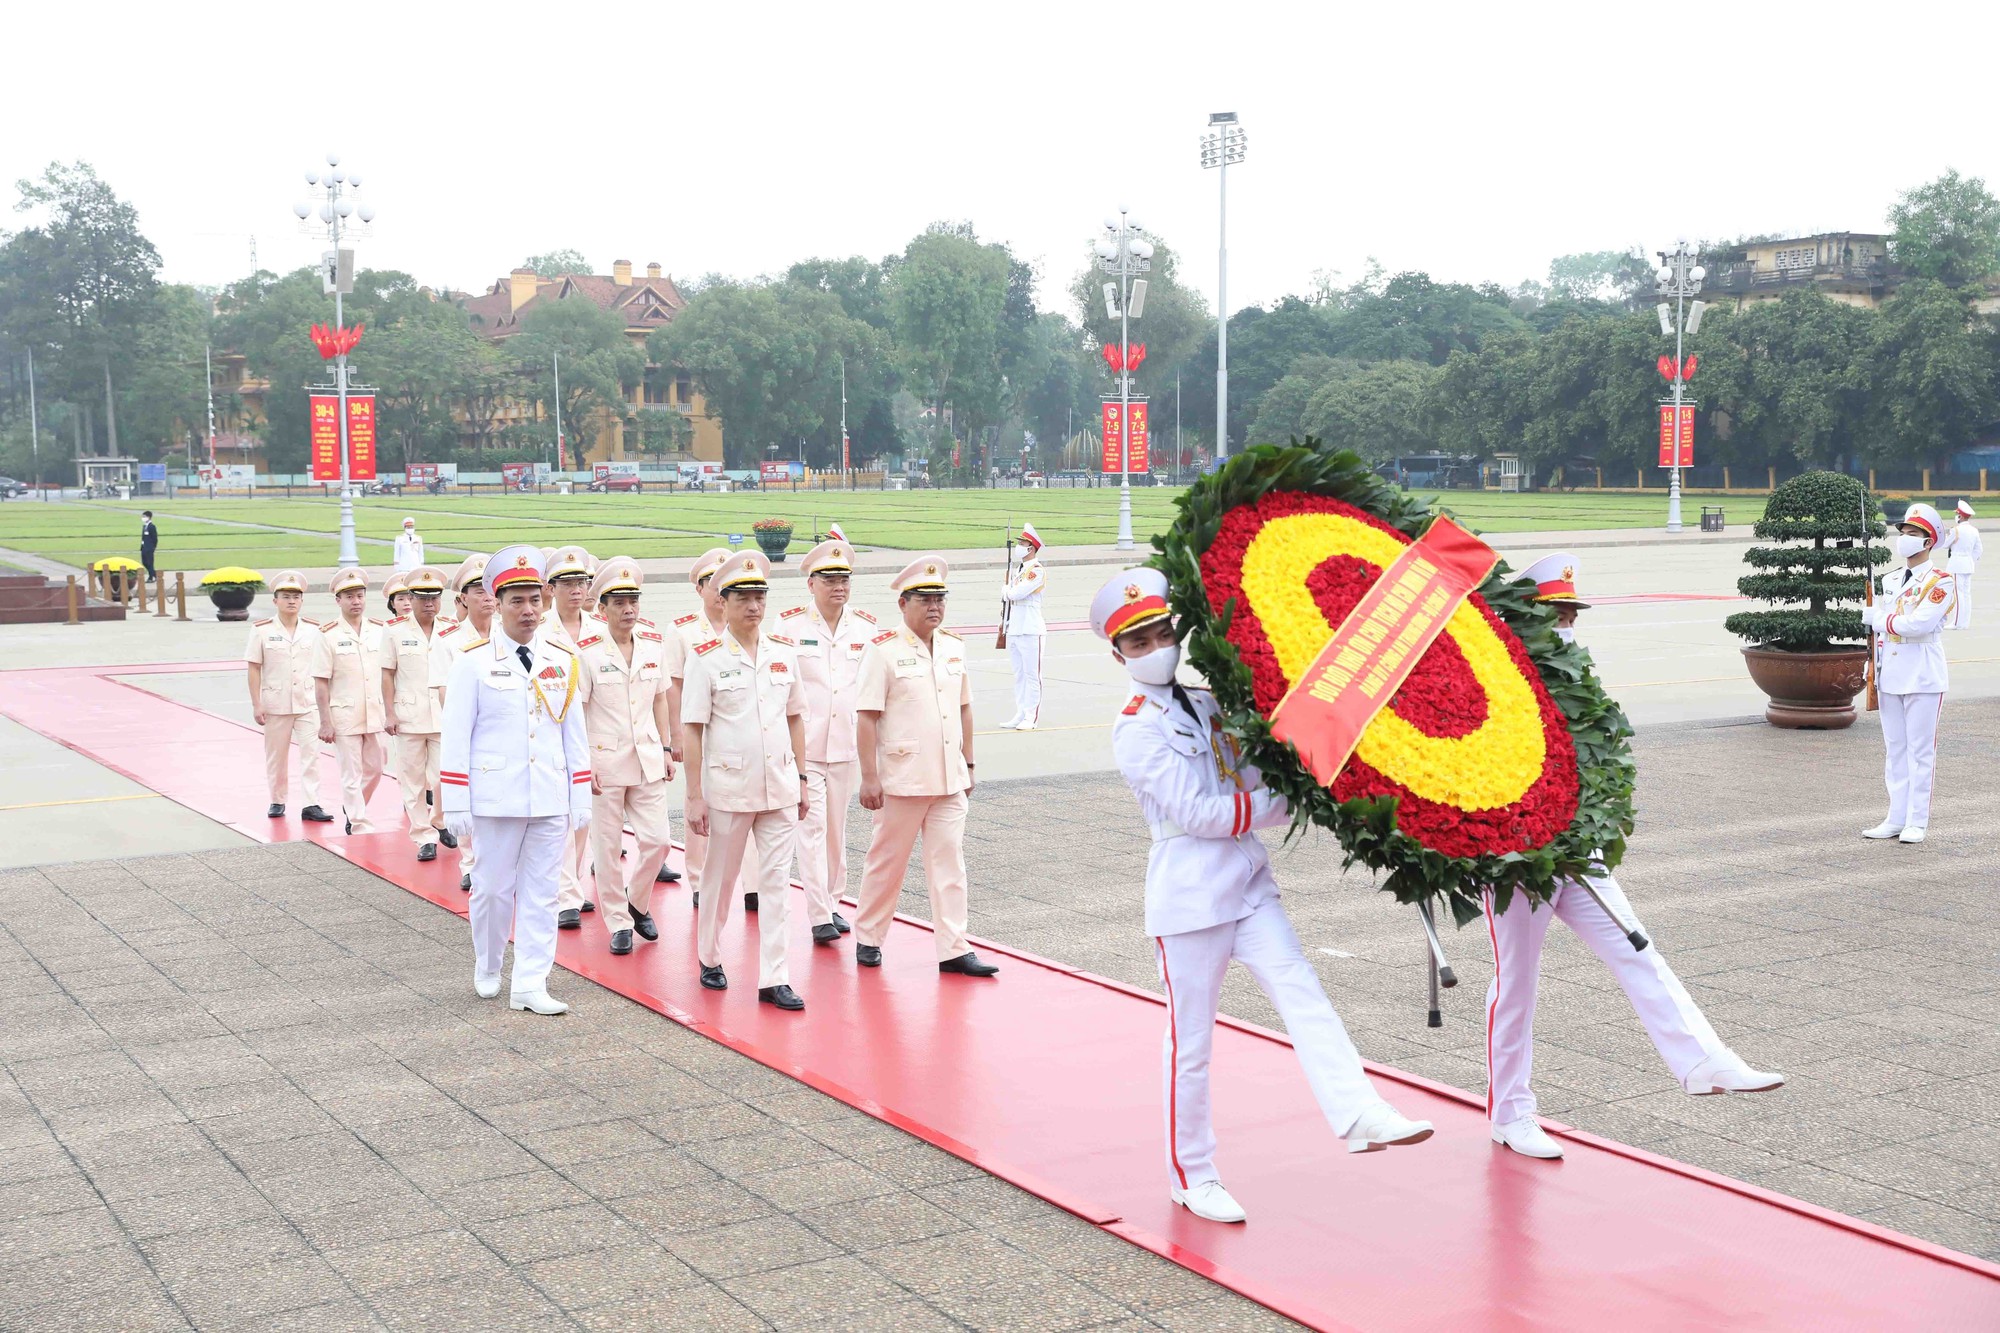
[199,566,266,621]
[753,517,795,562]
[1724,470,1885,729]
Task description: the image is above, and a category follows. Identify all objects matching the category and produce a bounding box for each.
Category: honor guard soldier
[433,554,495,889]
[1094,568,1431,1224]
[439,544,592,1014]
[383,571,413,620]
[680,551,811,1009]
[381,565,454,861]
[312,567,388,834]
[577,558,675,955]
[543,545,602,925]
[1863,507,1956,845]
[853,556,999,977]
[667,548,758,912]
[245,570,332,823]
[1484,556,1783,1162]
[394,516,424,573]
[1943,499,1980,629]
[1000,521,1047,730]
[783,536,874,944]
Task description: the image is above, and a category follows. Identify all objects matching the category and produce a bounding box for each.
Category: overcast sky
[6,1,1992,317]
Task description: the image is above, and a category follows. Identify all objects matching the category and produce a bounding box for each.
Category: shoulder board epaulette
[780,605,807,619]
[463,638,488,651]
[439,623,459,636]
[770,634,796,647]
[871,629,898,645]
[636,616,655,627]
[543,640,575,655]
[695,638,722,656]
[936,629,961,641]
[852,608,877,624]
[387,615,407,626]
[674,613,698,626]
[253,618,273,627]
[1121,694,1145,716]
[319,620,338,631]
[637,630,663,642]
[577,634,603,649]
[1188,684,1213,693]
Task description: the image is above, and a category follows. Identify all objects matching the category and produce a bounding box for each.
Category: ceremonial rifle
[996,527,1014,650]
[1861,487,1880,712]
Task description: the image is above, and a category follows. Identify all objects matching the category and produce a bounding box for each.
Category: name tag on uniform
[944,659,964,676]
[335,643,357,655]
[714,668,748,690]
[598,663,620,674]
[484,671,521,690]
[893,657,925,679]
[800,637,819,647]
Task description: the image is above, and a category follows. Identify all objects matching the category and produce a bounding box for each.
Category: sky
[6,1,1995,318]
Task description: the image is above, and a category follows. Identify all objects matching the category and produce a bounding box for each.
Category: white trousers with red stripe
[1483,874,1724,1127]
[1880,690,1944,829]
[1006,633,1043,726]
[1153,898,1380,1191]
[468,814,565,995]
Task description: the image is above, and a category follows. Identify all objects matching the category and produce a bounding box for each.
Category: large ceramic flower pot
[754,530,793,562]
[1740,645,1869,729]
[208,587,255,622]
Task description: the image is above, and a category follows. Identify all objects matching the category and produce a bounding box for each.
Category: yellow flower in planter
[93,556,144,572]
[200,566,266,588]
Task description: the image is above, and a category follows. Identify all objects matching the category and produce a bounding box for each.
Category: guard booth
[1486,453,1533,492]
[77,458,138,499]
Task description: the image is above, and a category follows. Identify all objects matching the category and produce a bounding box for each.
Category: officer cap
[269,569,307,595]
[1899,503,1945,545]
[450,554,488,594]
[1958,499,1976,518]
[546,545,593,582]
[713,550,772,594]
[1091,566,1172,643]
[1020,521,1044,552]
[488,544,547,597]
[690,547,731,587]
[329,567,370,595]
[405,566,448,595]
[589,557,644,601]
[891,555,950,594]
[802,540,853,576]
[1516,552,1591,610]
[826,521,849,542]
[382,572,410,603]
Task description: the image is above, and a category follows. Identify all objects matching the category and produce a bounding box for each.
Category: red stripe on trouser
[1483,891,1500,1121]
[1156,937,1189,1191]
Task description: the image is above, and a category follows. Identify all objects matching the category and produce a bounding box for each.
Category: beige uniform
[854,624,975,960]
[244,617,325,807]
[383,615,450,846]
[781,601,876,927]
[544,611,601,911]
[682,628,805,987]
[666,609,755,901]
[578,623,673,932]
[312,617,388,833]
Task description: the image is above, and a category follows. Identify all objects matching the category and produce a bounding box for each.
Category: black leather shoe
[437,827,458,849]
[558,909,582,930]
[417,844,437,863]
[632,910,658,942]
[691,891,698,907]
[580,901,595,913]
[744,892,758,913]
[759,985,804,1010]
[344,820,353,835]
[267,803,285,818]
[856,944,882,968]
[656,865,681,883]
[832,912,851,934]
[812,923,841,946]
[609,929,633,955]
[300,805,334,823]
[939,952,1000,977]
[460,873,472,892]
[700,966,727,990]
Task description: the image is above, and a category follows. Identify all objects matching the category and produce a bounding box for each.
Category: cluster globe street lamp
[1097,208,1153,551]
[1655,239,1705,534]
[1200,112,1246,463]
[292,153,375,566]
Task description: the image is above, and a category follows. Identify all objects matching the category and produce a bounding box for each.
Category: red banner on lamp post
[307,393,379,482]
[1100,399,1150,474]
[346,394,377,481]
[1657,404,1695,468]
[309,395,341,480]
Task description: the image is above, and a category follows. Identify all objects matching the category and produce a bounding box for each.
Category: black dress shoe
[812,923,841,946]
[460,873,472,892]
[267,803,285,818]
[691,891,698,907]
[344,820,353,835]
[856,944,882,968]
[759,985,804,1010]
[939,951,1000,977]
[437,827,458,849]
[631,910,658,942]
[743,892,758,913]
[300,805,334,823]
[558,908,582,930]
[832,912,851,934]
[609,929,633,955]
[700,965,727,990]
[656,865,681,883]
[417,844,437,862]
[580,901,595,913]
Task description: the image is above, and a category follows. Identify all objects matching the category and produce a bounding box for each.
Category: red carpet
[5,659,1996,1332]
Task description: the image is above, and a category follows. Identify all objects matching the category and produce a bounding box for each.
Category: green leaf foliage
[1731,470,1886,652]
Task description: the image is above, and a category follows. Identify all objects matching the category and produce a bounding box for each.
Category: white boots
[1861,820,1903,840]
[1492,1117,1564,1159]
[1171,1180,1247,1223]
[473,973,501,999]
[509,989,570,1015]
[1345,1103,1435,1154]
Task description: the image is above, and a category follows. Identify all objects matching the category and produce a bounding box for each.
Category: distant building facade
[1702,233,1896,310]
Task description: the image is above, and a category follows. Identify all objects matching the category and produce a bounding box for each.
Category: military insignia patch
[674,613,698,626]
[577,635,602,648]
[1121,694,1145,716]
[1930,586,1948,603]
[695,638,721,655]
[769,661,790,674]
[637,630,662,642]
[853,609,877,624]
[871,629,898,644]
[770,634,796,646]
[781,606,807,619]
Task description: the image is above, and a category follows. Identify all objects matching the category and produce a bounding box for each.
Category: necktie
[517,645,532,672]
[1170,682,1199,720]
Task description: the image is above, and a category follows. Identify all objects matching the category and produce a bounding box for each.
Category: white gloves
[443,813,473,842]
[569,809,592,834]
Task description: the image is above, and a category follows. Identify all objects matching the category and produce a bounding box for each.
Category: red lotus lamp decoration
[1101,343,1148,373]
[309,324,365,359]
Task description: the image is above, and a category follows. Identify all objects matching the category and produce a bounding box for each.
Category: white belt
[1150,820,1187,843]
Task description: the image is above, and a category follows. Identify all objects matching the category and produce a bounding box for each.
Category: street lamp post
[1200,112,1246,465]
[1654,239,1705,534]
[293,152,374,566]
[1097,208,1154,551]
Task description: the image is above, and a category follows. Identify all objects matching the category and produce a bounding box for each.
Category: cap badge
[925,564,937,576]
[1561,566,1574,582]
[1123,584,1142,603]
[515,555,530,567]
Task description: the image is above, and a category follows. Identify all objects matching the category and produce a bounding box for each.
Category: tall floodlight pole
[25,346,39,495]
[553,350,564,474]
[1654,239,1706,534]
[293,153,374,566]
[1097,209,1154,551]
[204,344,217,500]
[1200,113,1246,464]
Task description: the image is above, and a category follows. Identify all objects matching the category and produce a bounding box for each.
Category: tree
[509,298,643,463]
[1544,250,1653,307]
[1863,279,1998,473]
[1724,471,1883,652]
[1297,360,1438,464]
[521,249,592,277]
[1247,355,1341,445]
[367,300,487,469]
[1889,170,2000,290]
[889,226,1011,467]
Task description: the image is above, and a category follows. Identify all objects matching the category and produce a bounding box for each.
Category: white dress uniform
[311,569,388,834]
[783,539,875,932]
[1001,523,1047,729]
[577,558,673,939]
[1095,570,1419,1215]
[1866,526,1956,836]
[243,576,326,813]
[393,523,424,573]
[382,565,451,850]
[1942,503,1980,629]
[439,545,592,1006]
[433,556,493,887]
[681,552,807,992]
[665,548,757,906]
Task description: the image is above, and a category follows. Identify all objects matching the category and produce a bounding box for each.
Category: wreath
[1156,443,1636,926]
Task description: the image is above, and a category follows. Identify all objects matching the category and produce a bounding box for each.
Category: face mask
[1124,644,1181,686]
[1895,534,1927,560]
[1555,627,1575,644]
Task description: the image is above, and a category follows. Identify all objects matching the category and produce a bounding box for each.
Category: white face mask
[1895,533,1928,560]
[1555,627,1575,644]
[1123,644,1181,686]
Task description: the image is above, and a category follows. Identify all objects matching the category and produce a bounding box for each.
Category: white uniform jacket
[1111,682,1291,938]
[577,624,670,786]
[780,602,876,762]
[1944,521,1983,575]
[439,632,592,821]
[1002,556,1046,634]
[1867,565,1955,695]
[393,532,424,572]
[680,628,806,813]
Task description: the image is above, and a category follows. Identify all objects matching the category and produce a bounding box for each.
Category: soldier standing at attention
[543,546,602,927]
[139,511,159,581]
[433,555,493,889]
[667,548,758,913]
[245,570,332,823]
[782,535,873,945]
[681,551,810,1009]
[577,558,675,955]
[393,516,424,573]
[440,545,592,1014]
[853,556,999,978]
[313,567,388,835]
[1000,521,1047,730]
[1863,505,1957,845]
[380,566,454,862]
[1943,499,1980,629]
